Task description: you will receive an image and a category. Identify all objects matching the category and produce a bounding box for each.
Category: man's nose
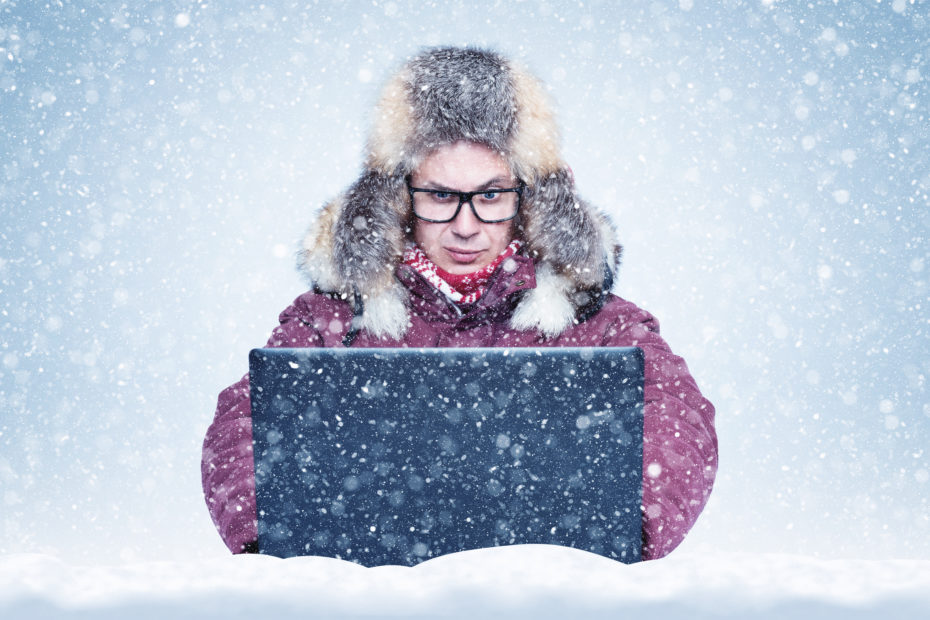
[450,200,481,237]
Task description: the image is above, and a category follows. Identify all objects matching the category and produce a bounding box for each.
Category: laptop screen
[249,347,644,566]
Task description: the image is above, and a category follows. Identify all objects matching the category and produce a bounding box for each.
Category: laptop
[249,346,644,566]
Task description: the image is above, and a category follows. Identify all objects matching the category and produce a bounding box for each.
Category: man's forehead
[412,142,511,180]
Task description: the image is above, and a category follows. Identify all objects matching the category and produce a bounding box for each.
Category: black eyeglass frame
[406,182,525,224]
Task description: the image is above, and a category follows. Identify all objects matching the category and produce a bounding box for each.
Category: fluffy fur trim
[298,194,344,293]
[521,168,607,288]
[298,171,407,298]
[352,285,409,340]
[509,262,576,336]
[298,46,622,339]
[368,48,561,178]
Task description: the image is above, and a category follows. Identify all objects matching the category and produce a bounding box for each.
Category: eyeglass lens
[411,189,520,223]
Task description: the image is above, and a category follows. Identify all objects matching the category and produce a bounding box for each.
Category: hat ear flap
[520,168,606,289]
[318,169,410,340]
[331,169,407,293]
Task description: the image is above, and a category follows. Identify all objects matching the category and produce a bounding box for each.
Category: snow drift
[2,547,929,619]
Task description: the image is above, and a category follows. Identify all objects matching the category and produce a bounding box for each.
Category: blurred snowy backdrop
[1,0,927,564]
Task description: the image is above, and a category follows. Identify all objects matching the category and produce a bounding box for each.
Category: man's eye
[481,191,500,200]
[431,191,454,201]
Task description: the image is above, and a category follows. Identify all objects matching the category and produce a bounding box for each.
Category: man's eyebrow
[473,176,513,190]
[421,176,513,191]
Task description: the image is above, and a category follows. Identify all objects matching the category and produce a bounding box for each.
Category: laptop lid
[249,346,644,566]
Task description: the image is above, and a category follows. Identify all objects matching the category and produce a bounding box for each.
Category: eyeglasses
[407,182,524,223]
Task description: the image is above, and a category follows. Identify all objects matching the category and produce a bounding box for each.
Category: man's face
[410,141,517,275]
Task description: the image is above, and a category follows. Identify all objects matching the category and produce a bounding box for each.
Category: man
[202,46,717,560]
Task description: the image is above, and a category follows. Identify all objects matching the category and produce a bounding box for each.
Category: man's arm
[200,295,327,553]
[601,299,718,559]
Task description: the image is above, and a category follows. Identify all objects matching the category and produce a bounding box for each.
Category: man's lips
[445,247,485,263]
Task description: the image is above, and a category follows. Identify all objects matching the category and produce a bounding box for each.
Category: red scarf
[403,240,523,305]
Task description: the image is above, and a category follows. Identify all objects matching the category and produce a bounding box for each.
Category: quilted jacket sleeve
[602,300,718,560]
[201,296,326,553]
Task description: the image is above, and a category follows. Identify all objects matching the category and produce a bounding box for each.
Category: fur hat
[298,46,621,339]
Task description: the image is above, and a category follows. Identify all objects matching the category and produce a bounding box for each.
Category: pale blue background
[1,0,927,562]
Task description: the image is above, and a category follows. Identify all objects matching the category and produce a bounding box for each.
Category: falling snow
[1,0,929,614]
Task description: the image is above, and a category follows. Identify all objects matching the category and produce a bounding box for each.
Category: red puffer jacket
[202,254,717,560]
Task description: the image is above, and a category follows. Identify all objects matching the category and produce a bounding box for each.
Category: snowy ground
[2,547,929,619]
